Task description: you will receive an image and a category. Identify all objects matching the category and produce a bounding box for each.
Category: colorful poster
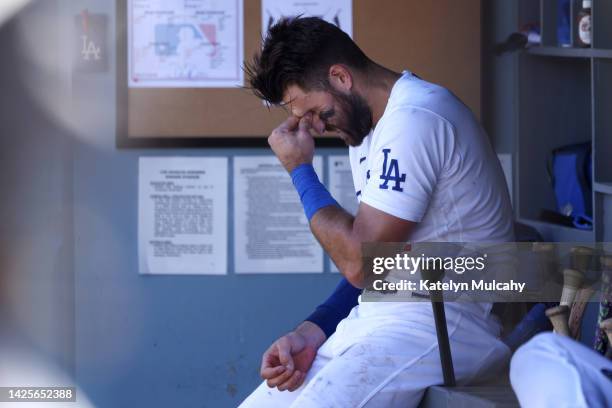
[128,0,244,87]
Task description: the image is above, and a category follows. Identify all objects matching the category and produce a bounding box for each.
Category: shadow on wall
[0,2,96,405]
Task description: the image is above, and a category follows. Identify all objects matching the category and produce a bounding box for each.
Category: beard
[330,90,373,147]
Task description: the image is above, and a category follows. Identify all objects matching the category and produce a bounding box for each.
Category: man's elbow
[338,238,365,288]
[344,262,365,289]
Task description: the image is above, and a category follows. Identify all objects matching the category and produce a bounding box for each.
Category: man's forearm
[293,321,327,349]
[290,163,364,286]
[310,206,364,287]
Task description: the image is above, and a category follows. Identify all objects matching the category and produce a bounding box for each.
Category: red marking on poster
[200,24,218,57]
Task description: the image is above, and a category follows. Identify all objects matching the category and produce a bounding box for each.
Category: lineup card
[138,157,228,275]
[128,0,244,88]
[234,156,324,274]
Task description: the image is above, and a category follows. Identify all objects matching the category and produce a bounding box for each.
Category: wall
[482,0,518,155]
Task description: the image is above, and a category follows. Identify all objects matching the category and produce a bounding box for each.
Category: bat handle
[430,292,456,387]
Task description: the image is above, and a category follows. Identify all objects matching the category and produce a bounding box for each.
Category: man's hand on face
[268,113,317,173]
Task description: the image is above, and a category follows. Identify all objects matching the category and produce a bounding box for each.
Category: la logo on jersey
[379,149,406,192]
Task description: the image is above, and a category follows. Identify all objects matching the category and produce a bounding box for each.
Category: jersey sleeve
[360,107,455,222]
[305,277,361,338]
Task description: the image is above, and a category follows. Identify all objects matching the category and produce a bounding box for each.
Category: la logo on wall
[81,33,101,61]
[74,10,107,73]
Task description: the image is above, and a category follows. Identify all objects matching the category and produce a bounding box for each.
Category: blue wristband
[290,163,339,221]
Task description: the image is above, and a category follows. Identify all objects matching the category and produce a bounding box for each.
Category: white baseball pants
[239,301,510,408]
[510,332,612,408]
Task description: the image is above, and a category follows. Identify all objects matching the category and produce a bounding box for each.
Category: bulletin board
[116,0,481,147]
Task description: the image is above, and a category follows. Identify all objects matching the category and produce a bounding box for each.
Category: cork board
[116,0,481,147]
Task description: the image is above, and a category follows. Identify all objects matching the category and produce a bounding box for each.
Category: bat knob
[570,246,594,273]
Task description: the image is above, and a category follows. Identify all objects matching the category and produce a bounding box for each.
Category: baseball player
[239,17,514,407]
[510,333,612,407]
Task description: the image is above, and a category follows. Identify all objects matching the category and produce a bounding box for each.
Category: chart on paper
[128,0,244,88]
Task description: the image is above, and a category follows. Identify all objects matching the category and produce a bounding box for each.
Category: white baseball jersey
[349,71,514,244]
[350,71,514,318]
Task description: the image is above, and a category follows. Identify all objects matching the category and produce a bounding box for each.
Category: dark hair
[245,16,370,104]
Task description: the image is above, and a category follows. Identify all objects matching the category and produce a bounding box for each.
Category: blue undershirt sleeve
[304,277,361,338]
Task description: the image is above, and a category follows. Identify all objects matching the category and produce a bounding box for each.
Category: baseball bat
[570,246,594,274]
[568,286,596,339]
[545,305,570,336]
[560,268,584,307]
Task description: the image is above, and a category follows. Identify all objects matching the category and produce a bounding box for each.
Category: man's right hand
[260,321,326,392]
[267,114,316,174]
